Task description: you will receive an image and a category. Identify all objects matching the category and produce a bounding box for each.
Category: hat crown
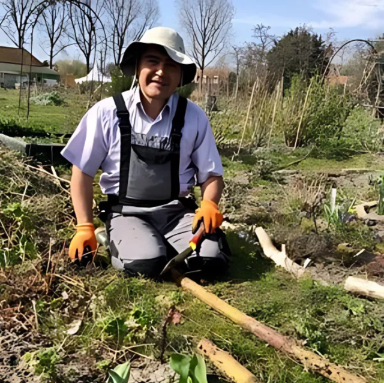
[140,27,186,54]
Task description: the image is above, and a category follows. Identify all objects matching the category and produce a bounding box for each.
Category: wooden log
[197,338,259,383]
[255,227,306,279]
[344,277,384,300]
[173,271,366,383]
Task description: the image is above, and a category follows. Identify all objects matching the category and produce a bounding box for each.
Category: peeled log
[255,227,306,279]
[173,271,366,383]
[197,338,259,383]
[344,277,384,300]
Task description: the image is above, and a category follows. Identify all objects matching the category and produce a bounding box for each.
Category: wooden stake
[267,80,281,147]
[293,80,313,150]
[197,338,259,383]
[173,271,366,383]
[236,80,257,157]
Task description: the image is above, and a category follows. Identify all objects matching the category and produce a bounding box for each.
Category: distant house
[0,47,60,88]
[195,68,231,93]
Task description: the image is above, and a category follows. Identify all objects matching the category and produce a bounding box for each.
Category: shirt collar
[134,86,176,122]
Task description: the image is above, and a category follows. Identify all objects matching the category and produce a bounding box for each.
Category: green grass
[20,232,383,383]
[0,89,89,134]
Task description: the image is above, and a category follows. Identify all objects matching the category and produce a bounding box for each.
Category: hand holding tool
[160,224,205,276]
[192,200,223,234]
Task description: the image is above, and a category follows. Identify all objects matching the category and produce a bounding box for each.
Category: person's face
[138,45,182,101]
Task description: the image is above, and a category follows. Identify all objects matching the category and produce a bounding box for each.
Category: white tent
[75,66,112,84]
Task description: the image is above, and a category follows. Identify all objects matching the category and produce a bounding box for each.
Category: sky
[1,0,384,66]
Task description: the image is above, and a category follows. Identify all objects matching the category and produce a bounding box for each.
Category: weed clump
[30,91,65,106]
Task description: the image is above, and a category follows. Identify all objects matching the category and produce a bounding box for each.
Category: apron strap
[113,93,132,203]
[170,96,188,199]
[170,96,188,148]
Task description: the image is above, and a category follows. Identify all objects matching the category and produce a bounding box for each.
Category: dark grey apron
[109,92,188,208]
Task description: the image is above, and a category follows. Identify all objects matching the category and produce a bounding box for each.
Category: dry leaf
[66,319,82,335]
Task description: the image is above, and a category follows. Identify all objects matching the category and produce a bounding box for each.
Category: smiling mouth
[151,80,167,86]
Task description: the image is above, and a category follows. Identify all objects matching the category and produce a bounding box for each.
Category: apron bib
[112,92,188,207]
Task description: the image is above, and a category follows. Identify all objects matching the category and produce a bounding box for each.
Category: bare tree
[68,0,105,73]
[0,0,39,48]
[252,24,275,61]
[105,0,159,66]
[177,0,234,92]
[231,45,242,97]
[40,2,73,69]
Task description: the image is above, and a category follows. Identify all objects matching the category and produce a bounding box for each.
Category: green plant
[177,83,196,98]
[109,68,134,94]
[0,202,37,267]
[23,347,60,378]
[324,204,345,232]
[107,361,131,383]
[378,175,384,215]
[169,353,208,383]
[342,107,383,152]
[30,91,65,106]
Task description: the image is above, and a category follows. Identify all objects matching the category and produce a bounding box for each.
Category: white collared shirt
[61,87,223,196]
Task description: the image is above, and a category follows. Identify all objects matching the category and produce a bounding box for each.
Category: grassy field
[0,88,90,134]
[1,87,384,382]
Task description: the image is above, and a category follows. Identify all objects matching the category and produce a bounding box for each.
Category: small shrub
[109,68,134,94]
[23,347,60,379]
[30,91,65,106]
[342,107,384,152]
[177,83,196,99]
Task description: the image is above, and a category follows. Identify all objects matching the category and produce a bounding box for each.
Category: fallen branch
[255,227,306,279]
[173,271,366,383]
[197,338,259,383]
[344,277,384,300]
[355,201,384,222]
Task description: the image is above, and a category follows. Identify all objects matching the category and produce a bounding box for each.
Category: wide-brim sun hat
[120,27,197,86]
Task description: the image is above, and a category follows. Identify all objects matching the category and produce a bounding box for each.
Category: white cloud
[311,0,384,29]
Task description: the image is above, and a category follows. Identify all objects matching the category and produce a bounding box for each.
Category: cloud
[311,0,384,29]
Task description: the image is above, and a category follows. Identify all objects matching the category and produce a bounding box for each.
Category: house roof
[0,47,44,66]
[0,63,60,76]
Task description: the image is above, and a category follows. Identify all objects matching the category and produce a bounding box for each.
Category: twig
[32,300,39,331]
[25,163,71,185]
[273,149,312,172]
[21,181,29,203]
[0,216,12,245]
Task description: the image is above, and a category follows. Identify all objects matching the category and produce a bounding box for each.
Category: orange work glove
[192,200,223,234]
[68,223,97,261]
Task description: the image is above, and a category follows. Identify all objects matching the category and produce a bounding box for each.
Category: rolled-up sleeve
[61,103,109,177]
[192,113,223,184]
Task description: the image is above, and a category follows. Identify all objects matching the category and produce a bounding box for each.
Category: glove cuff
[76,223,95,231]
[201,199,219,209]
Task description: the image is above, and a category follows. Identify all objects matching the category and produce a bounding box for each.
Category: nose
[156,68,164,76]
[155,61,165,76]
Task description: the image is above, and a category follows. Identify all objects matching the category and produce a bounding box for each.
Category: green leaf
[108,370,124,383]
[169,353,191,383]
[113,361,131,382]
[189,355,208,383]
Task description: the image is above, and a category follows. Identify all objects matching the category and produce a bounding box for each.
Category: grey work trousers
[106,200,229,277]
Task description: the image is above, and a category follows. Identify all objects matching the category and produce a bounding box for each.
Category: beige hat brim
[120,41,197,85]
